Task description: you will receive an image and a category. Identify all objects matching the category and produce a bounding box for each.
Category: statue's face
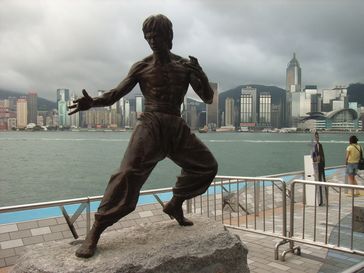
[145,31,168,53]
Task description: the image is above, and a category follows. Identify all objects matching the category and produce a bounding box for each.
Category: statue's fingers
[82,89,92,99]
[68,108,79,115]
[68,104,77,109]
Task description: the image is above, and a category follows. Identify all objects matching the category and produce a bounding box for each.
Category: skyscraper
[286,53,302,92]
[16,97,28,128]
[240,86,257,124]
[135,95,144,119]
[259,92,271,125]
[27,92,38,124]
[225,97,234,126]
[206,82,219,129]
[57,89,70,128]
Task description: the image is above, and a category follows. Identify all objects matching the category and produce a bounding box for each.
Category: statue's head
[142,14,173,51]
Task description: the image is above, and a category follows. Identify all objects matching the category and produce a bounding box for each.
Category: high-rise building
[16,97,28,128]
[135,95,144,119]
[124,99,130,128]
[240,86,257,124]
[27,92,38,124]
[69,93,80,128]
[240,87,272,128]
[206,82,219,129]
[286,53,302,92]
[57,88,70,102]
[57,89,70,128]
[225,97,234,126]
[259,92,271,126]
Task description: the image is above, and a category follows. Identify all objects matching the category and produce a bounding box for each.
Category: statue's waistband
[144,105,181,117]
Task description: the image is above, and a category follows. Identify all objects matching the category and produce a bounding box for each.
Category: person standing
[345,135,361,196]
[311,131,326,206]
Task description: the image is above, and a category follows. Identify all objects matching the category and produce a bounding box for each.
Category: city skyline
[1,0,364,101]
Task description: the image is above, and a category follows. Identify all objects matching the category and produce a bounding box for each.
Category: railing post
[186,199,192,214]
[86,197,91,233]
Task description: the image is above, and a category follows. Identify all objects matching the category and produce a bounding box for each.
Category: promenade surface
[1,168,364,273]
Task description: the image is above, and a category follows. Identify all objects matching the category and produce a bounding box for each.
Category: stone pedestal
[11,216,249,273]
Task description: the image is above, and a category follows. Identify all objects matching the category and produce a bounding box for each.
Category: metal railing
[0,187,174,239]
[280,179,364,261]
[2,166,364,265]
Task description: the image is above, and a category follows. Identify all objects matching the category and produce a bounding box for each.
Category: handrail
[0,187,174,214]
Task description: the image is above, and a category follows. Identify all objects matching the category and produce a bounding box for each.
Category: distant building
[259,92,271,126]
[27,92,38,124]
[322,86,348,112]
[69,93,80,128]
[57,89,70,127]
[57,88,70,102]
[240,86,257,125]
[301,109,361,131]
[124,99,131,128]
[135,95,144,119]
[286,53,302,92]
[206,82,219,130]
[16,97,28,128]
[225,97,234,126]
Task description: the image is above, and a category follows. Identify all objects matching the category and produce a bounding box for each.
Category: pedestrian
[345,135,361,196]
[311,131,326,205]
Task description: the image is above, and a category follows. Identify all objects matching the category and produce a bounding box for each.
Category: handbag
[354,145,364,170]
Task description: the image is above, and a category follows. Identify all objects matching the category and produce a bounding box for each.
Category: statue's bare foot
[163,202,193,226]
[75,239,97,258]
[75,224,102,258]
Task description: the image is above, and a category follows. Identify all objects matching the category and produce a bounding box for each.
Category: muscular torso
[136,54,190,115]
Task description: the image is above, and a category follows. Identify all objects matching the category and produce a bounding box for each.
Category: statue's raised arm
[186,55,214,104]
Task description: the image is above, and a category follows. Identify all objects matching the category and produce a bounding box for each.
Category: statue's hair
[142,14,173,49]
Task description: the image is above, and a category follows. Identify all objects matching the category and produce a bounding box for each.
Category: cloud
[0,0,363,101]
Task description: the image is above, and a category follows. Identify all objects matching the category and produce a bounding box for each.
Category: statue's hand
[68,89,93,115]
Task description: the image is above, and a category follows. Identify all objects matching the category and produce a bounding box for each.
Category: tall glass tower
[286,53,302,92]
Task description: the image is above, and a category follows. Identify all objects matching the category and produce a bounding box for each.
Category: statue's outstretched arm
[68,62,142,115]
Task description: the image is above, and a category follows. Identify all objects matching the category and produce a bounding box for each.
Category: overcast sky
[1,0,363,101]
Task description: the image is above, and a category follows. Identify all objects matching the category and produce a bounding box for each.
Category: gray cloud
[0,0,363,101]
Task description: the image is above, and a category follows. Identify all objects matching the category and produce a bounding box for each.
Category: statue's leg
[166,122,218,226]
[76,118,163,258]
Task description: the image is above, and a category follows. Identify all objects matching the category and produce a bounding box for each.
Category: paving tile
[22,235,43,246]
[0,249,15,259]
[0,225,17,234]
[9,230,31,240]
[30,227,51,236]
[37,218,58,227]
[43,232,64,242]
[0,240,23,250]
[17,221,38,231]
[0,235,10,243]
[138,211,153,218]
[267,262,291,271]
[5,256,19,267]
[49,224,69,233]
[13,247,26,256]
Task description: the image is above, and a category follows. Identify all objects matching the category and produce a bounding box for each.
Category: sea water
[0,131,356,206]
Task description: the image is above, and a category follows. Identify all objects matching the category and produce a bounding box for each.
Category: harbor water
[0,131,359,207]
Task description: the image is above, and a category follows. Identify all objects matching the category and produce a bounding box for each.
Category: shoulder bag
[353,145,364,170]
